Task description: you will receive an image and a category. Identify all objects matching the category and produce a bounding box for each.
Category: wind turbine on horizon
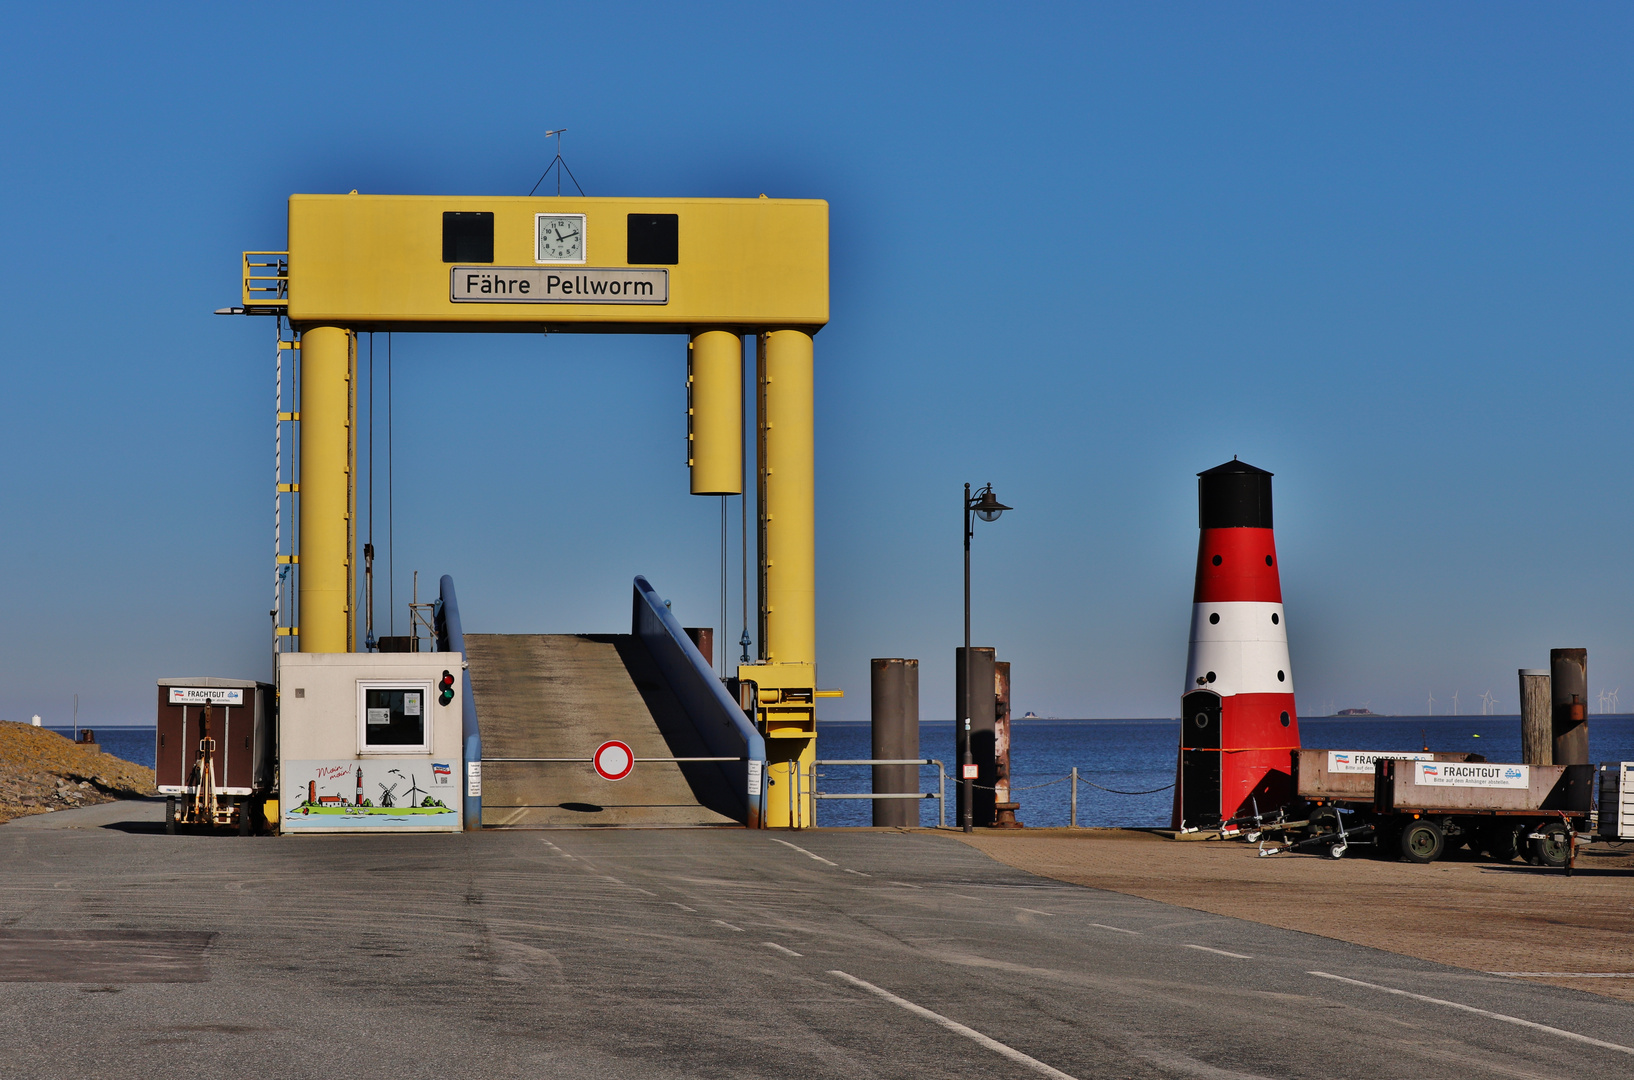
[1451,689,1460,716]
[1479,689,1496,715]
[1426,692,1435,716]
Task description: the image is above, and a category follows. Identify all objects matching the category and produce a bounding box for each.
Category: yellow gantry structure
[253,193,828,826]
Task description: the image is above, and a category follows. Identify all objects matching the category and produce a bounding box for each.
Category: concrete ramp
[466,634,741,827]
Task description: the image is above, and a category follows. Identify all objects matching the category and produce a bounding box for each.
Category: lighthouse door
[1179,690,1222,828]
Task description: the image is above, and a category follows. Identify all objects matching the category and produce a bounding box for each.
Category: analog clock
[535,213,586,264]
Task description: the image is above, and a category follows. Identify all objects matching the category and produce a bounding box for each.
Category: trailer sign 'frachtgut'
[450,267,668,304]
[168,687,245,706]
[1328,750,1432,775]
[1417,762,1529,788]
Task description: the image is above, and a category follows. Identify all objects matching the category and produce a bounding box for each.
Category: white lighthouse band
[1185,601,1292,697]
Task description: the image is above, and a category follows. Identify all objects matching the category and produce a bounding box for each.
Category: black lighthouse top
[1197,459,1273,529]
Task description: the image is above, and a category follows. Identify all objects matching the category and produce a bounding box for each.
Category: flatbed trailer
[1370,757,1594,865]
[1294,749,1477,808]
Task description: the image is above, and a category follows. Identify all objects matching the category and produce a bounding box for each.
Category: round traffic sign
[592,740,634,781]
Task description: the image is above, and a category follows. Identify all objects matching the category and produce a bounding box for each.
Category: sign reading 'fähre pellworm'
[451,267,668,304]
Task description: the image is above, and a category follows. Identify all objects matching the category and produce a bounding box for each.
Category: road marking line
[844,869,871,877]
[1309,971,1634,1057]
[1017,908,1055,917]
[829,970,1080,1080]
[713,919,746,932]
[763,942,803,957]
[1182,944,1252,959]
[1090,923,1140,935]
[668,902,696,912]
[770,838,837,866]
[1489,972,1634,978]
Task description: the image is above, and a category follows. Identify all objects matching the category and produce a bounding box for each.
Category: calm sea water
[811,715,1634,828]
[46,727,157,771]
[71,717,1634,829]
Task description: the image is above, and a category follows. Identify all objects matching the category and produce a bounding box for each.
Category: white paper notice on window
[404,693,421,716]
[366,707,391,725]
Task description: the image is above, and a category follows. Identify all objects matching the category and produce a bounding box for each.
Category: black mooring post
[871,658,919,827]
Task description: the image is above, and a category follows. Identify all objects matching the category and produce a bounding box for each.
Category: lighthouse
[1172,460,1300,829]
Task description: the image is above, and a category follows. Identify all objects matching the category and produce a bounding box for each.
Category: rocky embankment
[0,722,156,823]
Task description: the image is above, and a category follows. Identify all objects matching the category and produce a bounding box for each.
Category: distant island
[1333,708,1380,717]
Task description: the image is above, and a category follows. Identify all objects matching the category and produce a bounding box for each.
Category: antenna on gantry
[529,129,585,197]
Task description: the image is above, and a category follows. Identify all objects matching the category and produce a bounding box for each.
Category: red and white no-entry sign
[592,740,634,781]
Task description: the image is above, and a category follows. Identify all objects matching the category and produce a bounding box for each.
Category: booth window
[357,683,431,753]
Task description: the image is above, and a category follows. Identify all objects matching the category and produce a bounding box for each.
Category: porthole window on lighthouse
[1280,711,1290,726]
[1205,671,1216,683]
[1211,555,1222,566]
[1271,613,1279,625]
[1265,555,1274,566]
[1277,670,1286,682]
[1209,613,1219,624]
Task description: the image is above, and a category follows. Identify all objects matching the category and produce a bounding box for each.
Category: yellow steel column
[687,331,742,495]
[297,325,355,653]
[761,329,815,664]
[758,329,816,826]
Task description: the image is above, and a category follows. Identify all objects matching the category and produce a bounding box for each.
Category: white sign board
[450,267,668,305]
[1417,762,1529,789]
[168,687,244,706]
[466,761,482,797]
[747,759,763,796]
[1327,750,1432,775]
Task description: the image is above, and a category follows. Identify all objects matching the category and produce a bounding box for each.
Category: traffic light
[438,670,456,706]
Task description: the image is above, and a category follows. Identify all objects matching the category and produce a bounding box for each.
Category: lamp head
[973,487,1011,522]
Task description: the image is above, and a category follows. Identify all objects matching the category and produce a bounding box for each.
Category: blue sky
[2,4,1633,726]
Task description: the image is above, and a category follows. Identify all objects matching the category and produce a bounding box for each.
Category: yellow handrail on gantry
[243,251,289,309]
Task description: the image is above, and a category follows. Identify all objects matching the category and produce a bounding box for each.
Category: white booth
[277,652,465,833]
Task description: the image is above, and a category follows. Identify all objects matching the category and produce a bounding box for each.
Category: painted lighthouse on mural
[1172,460,1301,829]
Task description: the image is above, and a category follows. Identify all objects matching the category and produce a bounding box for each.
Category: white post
[1071,767,1078,828]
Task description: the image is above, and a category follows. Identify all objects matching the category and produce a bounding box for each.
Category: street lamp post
[962,481,1011,833]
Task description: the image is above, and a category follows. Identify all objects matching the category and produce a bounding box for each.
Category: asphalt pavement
[2,801,1631,1079]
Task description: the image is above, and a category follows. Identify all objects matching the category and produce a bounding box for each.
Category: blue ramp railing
[436,575,483,831]
[632,575,766,828]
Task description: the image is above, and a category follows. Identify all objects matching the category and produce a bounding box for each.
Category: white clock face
[535,213,586,263]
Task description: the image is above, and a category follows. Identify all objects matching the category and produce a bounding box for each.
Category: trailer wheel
[164,796,176,836]
[1529,822,1570,868]
[1400,820,1444,863]
[1481,823,1521,863]
[1307,807,1340,838]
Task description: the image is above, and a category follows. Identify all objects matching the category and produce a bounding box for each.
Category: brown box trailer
[156,677,274,832]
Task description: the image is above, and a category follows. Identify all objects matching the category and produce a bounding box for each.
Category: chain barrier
[970,773,1177,796]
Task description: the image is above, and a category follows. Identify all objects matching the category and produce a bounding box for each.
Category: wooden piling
[1519,668,1551,765]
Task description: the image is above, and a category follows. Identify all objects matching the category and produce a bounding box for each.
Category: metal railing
[483,757,744,763]
[243,251,289,309]
[811,758,948,829]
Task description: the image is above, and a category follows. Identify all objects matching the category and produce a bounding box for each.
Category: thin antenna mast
[528,129,585,197]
